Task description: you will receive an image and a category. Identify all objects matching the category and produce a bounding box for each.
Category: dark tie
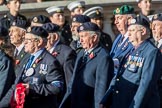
[26,55,35,69]
[118,36,124,47]
[155,41,159,47]
[82,52,89,63]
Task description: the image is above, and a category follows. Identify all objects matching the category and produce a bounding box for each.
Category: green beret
[113,5,134,15]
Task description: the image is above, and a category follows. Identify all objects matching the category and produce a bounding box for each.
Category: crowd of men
[0,0,161,108]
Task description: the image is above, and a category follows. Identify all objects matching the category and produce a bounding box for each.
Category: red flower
[35,58,42,64]
[15,60,20,65]
[52,52,58,57]
[89,52,94,59]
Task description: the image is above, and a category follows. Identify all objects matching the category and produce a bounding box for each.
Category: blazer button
[116,78,119,81]
[115,90,119,94]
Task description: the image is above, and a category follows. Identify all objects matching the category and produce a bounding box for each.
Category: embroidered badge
[25,68,34,76]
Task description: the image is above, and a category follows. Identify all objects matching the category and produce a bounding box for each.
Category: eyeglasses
[23,38,38,43]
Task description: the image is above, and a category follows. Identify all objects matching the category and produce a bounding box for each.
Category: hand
[22,83,29,95]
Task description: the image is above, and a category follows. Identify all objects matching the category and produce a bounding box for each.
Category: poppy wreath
[10,83,26,108]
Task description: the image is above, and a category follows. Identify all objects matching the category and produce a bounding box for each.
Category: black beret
[27,26,48,38]
[136,0,152,3]
[152,13,162,22]
[11,19,28,29]
[77,22,100,33]
[129,15,150,29]
[72,15,90,23]
[0,26,8,38]
[31,15,51,24]
[42,23,60,33]
[5,0,21,4]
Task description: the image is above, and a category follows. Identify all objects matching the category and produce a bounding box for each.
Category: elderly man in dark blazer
[59,22,114,108]
[0,26,15,101]
[43,23,76,106]
[100,14,161,108]
[9,19,30,76]
[152,13,162,107]
[0,26,63,108]
[43,23,76,87]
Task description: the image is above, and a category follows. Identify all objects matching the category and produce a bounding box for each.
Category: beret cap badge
[77,5,82,8]
[153,14,158,19]
[130,19,136,24]
[80,26,84,31]
[27,27,31,32]
[33,17,38,23]
[116,8,120,14]
[12,22,16,26]
[96,10,99,15]
[73,17,76,21]
[56,9,61,13]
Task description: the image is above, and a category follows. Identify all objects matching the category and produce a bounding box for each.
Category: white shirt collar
[16,43,24,55]
[158,38,162,48]
[49,40,60,53]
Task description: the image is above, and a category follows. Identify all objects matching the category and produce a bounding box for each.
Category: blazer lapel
[78,46,101,70]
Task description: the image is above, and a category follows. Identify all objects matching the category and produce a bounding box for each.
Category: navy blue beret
[11,19,28,29]
[27,26,48,38]
[42,23,60,33]
[77,22,100,33]
[130,15,150,29]
[152,13,162,22]
[72,15,90,23]
[31,15,51,24]
[0,26,8,38]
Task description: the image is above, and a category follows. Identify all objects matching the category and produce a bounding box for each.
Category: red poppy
[52,52,58,57]
[35,58,42,64]
[89,52,94,59]
[15,60,20,65]
[10,83,26,108]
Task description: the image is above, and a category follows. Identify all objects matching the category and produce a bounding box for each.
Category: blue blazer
[100,40,161,108]
[59,45,114,108]
[110,34,133,61]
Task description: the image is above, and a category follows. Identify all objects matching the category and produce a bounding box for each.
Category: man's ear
[53,33,59,41]
[92,34,98,42]
[141,27,146,36]
[37,38,43,47]
[138,2,141,9]
[6,3,10,9]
